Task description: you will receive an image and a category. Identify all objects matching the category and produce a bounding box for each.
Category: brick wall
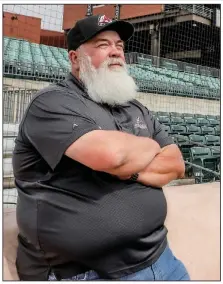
[3,11,41,43]
[63,4,164,30]
[40,29,66,48]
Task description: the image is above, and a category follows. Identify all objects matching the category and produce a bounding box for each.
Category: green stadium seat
[182,113,194,118]
[172,134,190,146]
[196,118,210,126]
[138,57,152,66]
[207,118,219,127]
[204,135,220,146]
[189,134,206,146]
[185,125,201,135]
[157,111,169,117]
[170,116,184,125]
[170,112,182,117]
[170,125,187,135]
[214,126,220,136]
[200,126,215,136]
[206,115,217,120]
[216,115,220,120]
[184,117,197,125]
[162,125,171,134]
[157,116,171,125]
[211,146,220,174]
[190,146,217,183]
[194,114,206,119]
[191,147,217,183]
[211,146,220,158]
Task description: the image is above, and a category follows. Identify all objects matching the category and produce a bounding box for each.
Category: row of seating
[4,37,220,100]
[164,124,220,137]
[173,134,220,147]
[157,117,220,128]
[150,110,220,183]
[130,69,220,100]
[137,57,220,89]
[187,146,220,184]
[4,37,70,79]
[152,111,220,120]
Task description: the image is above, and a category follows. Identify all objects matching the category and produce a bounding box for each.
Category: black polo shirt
[13,73,174,280]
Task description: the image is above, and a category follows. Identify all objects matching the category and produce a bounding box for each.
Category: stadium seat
[157,111,169,117]
[170,112,182,117]
[214,126,220,136]
[162,125,171,134]
[200,126,215,136]
[189,134,206,146]
[194,114,206,119]
[196,118,210,127]
[170,125,187,135]
[210,146,220,173]
[206,115,217,120]
[172,134,190,146]
[156,116,171,125]
[170,116,184,125]
[182,113,194,118]
[186,125,201,135]
[207,119,219,127]
[204,135,220,146]
[184,117,197,126]
[175,134,191,173]
[190,147,216,183]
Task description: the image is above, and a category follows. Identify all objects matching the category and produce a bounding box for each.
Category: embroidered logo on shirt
[134,117,147,129]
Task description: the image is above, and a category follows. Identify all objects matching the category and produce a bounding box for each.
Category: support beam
[150,24,161,59]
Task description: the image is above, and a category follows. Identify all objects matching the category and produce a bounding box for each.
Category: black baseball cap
[67,14,134,51]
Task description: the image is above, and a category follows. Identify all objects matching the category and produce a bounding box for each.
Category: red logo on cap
[98,15,112,26]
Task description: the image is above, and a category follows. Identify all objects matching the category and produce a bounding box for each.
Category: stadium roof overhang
[128,9,212,32]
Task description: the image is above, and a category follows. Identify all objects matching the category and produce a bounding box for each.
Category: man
[13,15,189,281]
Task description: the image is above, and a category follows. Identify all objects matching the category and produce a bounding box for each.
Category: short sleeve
[146,110,174,148]
[22,91,100,170]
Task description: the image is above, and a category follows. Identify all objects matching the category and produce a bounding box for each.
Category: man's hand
[137,144,185,187]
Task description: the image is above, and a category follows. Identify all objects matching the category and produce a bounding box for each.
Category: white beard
[78,54,138,106]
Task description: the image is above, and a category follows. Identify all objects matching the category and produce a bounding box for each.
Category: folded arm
[65,130,161,176]
[137,144,185,187]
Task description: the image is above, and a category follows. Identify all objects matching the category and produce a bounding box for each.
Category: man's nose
[109,45,123,58]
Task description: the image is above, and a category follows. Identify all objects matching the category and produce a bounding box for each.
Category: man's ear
[68,50,78,65]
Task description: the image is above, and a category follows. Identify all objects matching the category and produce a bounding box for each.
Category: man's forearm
[137,171,178,188]
[137,144,185,187]
[103,132,161,176]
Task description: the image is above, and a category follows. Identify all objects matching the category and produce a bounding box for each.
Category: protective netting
[3,4,220,207]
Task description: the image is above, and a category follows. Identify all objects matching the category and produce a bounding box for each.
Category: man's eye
[98,44,108,48]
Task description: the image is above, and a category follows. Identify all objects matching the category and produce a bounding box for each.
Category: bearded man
[13,15,189,281]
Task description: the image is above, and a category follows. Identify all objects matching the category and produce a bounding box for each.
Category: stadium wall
[40,29,66,48]
[63,4,163,30]
[3,78,220,116]
[3,11,41,43]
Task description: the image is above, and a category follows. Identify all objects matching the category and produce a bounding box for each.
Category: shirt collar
[67,72,87,93]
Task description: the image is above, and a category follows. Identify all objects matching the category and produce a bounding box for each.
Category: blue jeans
[48,245,190,281]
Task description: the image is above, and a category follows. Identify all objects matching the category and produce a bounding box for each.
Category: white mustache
[103,58,125,68]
